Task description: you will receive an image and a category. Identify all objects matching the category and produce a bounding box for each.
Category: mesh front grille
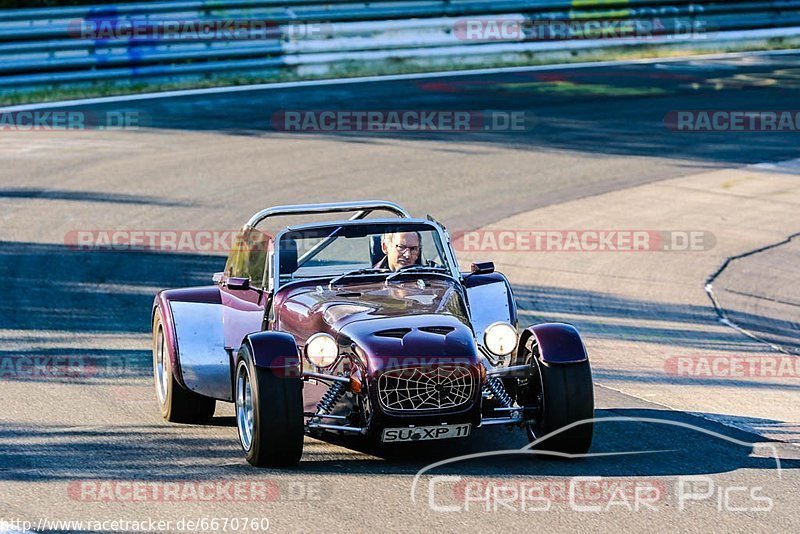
[377,365,475,412]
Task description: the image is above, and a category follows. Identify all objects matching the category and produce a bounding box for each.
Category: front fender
[518,323,588,365]
[463,271,517,343]
[244,331,302,378]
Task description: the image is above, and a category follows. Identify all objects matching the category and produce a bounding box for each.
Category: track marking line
[705,232,800,356]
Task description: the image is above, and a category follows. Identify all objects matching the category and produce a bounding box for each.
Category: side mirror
[212,272,224,284]
[226,277,250,290]
[470,261,495,275]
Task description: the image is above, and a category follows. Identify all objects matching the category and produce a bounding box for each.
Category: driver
[377,231,421,271]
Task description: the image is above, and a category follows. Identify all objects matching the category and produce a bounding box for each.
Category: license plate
[381,423,471,443]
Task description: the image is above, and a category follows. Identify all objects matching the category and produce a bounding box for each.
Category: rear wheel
[152,310,215,423]
[519,337,594,455]
[235,343,304,467]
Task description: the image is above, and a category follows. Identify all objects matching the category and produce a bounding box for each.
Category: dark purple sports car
[152,201,594,467]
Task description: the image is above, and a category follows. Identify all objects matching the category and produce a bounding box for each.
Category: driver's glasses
[395,244,420,255]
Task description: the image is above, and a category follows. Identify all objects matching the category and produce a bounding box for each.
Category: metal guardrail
[0,0,798,89]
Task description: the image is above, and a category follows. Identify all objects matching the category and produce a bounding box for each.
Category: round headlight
[304,333,338,368]
[484,322,518,356]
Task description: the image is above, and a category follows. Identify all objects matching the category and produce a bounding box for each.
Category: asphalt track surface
[1,52,800,533]
[711,233,800,355]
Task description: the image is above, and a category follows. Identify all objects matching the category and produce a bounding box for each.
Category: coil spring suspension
[484,377,513,408]
[312,381,347,423]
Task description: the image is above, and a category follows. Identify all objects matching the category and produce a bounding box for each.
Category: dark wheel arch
[235,341,304,467]
[517,331,594,455]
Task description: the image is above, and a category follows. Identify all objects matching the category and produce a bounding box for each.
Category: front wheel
[235,343,304,467]
[519,339,594,455]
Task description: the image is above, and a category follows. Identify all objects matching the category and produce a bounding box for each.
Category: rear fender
[153,286,232,400]
[517,323,588,365]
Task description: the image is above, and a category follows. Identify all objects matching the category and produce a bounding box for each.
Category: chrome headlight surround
[483,322,518,357]
[304,332,339,369]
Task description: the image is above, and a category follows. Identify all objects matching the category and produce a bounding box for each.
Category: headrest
[280,238,298,274]
[369,235,385,267]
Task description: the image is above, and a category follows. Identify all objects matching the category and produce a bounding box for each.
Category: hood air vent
[419,326,455,335]
[373,328,412,339]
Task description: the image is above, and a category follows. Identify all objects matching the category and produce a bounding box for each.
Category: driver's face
[382,232,420,271]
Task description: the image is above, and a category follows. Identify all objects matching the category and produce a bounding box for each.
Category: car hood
[338,313,479,374]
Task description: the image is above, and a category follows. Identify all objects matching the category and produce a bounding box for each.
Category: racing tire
[521,340,594,455]
[152,310,216,423]
[235,343,304,467]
